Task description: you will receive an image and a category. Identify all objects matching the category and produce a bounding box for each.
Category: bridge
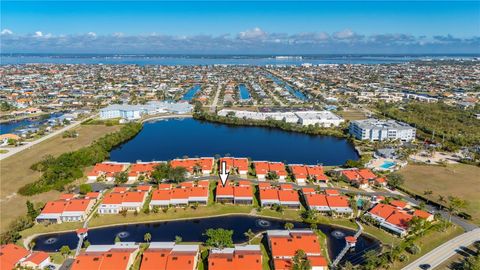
[331,220,364,268]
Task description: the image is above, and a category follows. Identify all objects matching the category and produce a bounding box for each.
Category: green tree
[60,245,71,258]
[26,200,38,220]
[423,190,433,204]
[284,222,294,231]
[170,166,187,184]
[244,229,256,244]
[144,233,152,243]
[114,171,128,185]
[387,173,404,189]
[79,184,93,195]
[204,228,234,249]
[447,196,467,222]
[151,163,171,184]
[83,240,91,248]
[175,235,183,244]
[292,249,311,270]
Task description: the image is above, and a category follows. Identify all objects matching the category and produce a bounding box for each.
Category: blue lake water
[0,112,63,135]
[265,73,308,101]
[238,84,251,100]
[32,215,379,265]
[182,84,201,101]
[109,118,359,165]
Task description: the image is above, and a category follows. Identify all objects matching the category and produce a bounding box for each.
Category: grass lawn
[337,110,367,121]
[399,163,480,225]
[0,124,120,233]
[391,225,464,270]
[49,252,66,265]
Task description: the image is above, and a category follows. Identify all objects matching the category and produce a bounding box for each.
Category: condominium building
[349,119,416,142]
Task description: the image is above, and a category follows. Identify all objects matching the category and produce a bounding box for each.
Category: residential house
[140,242,200,270]
[208,245,262,270]
[87,162,129,182]
[266,230,327,270]
[219,157,249,176]
[71,242,140,270]
[171,158,214,176]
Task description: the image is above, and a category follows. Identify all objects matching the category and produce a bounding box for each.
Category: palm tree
[447,196,467,222]
[244,229,256,244]
[438,195,447,210]
[284,222,294,231]
[423,190,433,204]
[292,250,311,270]
[144,232,152,243]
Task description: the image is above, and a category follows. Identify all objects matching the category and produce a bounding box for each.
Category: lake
[109,118,359,165]
[32,215,380,265]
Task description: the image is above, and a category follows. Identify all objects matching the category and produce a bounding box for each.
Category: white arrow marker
[219,161,229,187]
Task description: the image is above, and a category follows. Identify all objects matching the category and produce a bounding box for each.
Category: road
[210,83,222,112]
[0,115,96,161]
[402,228,480,270]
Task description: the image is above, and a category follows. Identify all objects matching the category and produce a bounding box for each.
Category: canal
[182,84,201,101]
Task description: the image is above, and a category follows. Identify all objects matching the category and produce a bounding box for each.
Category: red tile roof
[385,211,413,229]
[209,249,262,270]
[326,195,350,208]
[269,231,322,258]
[24,251,49,265]
[369,203,397,219]
[88,163,126,177]
[0,244,30,270]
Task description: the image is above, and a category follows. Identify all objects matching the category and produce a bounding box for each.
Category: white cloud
[87,32,97,37]
[333,29,355,39]
[238,27,267,40]
[34,31,43,37]
[1,29,13,35]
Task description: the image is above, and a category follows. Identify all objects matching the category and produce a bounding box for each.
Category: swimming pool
[380,161,396,169]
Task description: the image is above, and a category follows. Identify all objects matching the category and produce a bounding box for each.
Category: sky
[1,1,480,54]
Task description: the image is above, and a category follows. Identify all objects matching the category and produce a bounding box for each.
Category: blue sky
[1,1,479,53]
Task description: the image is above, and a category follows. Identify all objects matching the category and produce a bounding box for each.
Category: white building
[100,101,193,120]
[349,119,416,142]
[218,109,344,127]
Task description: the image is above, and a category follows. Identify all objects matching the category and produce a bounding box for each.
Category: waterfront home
[128,162,161,181]
[0,244,50,270]
[149,183,209,208]
[208,245,262,270]
[215,181,254,205]
[254,161,287,181]
[337,168,379,188]
[266,230,327,270]
[87,162,129,182]
[71,242,140,270]
[171,157,214,176]
[0,134,21,146]
[289,164,329,185]
[215,182,235,204]
[98,191,147,214]
[35,196,95,224]
[303,191,353,216]
[259,183,300,208]
[140,242,200,270]
[326,195,353,216]
[349,119,416,142]
[219,157,249,176]
[304,193,330,212]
